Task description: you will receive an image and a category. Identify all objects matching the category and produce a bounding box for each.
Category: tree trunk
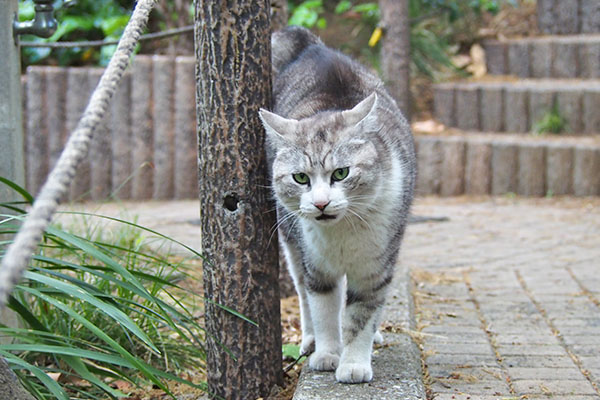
[194,1,282,399]
[379,0,411,120]
[0,357,35,400]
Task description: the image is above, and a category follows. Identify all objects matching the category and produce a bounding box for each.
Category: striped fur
[260,26,416,384]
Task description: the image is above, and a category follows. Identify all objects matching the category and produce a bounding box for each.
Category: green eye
[332,167,349,182]
[292,172,310,185]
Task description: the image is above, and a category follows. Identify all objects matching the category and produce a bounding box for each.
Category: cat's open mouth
[316,214,337,221]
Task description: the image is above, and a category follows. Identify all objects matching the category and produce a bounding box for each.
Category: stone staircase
[422,0,600,197]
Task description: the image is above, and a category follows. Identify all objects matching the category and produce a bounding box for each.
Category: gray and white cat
[259,26,416,383]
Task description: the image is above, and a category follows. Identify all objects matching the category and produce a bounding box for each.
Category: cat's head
[259,93,384,226]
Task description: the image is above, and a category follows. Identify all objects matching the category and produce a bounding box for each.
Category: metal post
[0,0,25,342]
[1,0,26,199]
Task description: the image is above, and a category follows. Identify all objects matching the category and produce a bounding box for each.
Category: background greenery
[19,0,516,76]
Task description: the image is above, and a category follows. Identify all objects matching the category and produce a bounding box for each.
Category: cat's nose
[314,201,330,211]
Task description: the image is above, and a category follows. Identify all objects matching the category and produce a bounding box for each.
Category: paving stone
[480,83,504,132]
[433,395,505,400]
[496,344,568,356]
[513,379,597,396]
[431,380,511,395]
[562,335,600,345]
[546,143,574,195]
[495,334,560,346]
[434,83,456,127]
[502,355,577,369]
[425,353,498,367]
[455,84,480,131]
[507,367,586,381]
[425,333,490,345]
[483,40,507,76]
[428,364,504,381]
[517,143,546,196]
[440,137,466,196]
[504,86,529,133]
[424,343,495,356]
[465,139,492,195]
[508,41,531,78]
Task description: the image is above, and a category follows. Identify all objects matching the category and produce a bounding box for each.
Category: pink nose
[314,201,330,211]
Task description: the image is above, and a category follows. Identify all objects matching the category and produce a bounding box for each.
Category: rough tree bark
[0,357,35,400]
[194,1,282,399]
[379,0,411,120]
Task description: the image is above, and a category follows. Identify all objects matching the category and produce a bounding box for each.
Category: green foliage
[18,0,133,67]
[533,103,568,135]
[288,0,327,29]
[0,178,207,399]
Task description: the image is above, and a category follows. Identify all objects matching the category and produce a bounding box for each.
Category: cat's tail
[272,26,322,74]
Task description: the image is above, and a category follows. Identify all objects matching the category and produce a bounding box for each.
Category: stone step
[433,79,600,134]
[537,0,600,34]
[484,35,600,79]
[414,132,600,197]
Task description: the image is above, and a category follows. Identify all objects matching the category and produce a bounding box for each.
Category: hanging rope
[0,0,158,308]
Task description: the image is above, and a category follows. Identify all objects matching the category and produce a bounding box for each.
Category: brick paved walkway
[403,196,600,400]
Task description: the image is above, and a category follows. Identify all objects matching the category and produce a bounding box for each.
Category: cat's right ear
[259,109,298,143]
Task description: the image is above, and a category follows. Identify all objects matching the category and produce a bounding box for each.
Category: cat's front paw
[309,351,340,371]
[300,334,315,356]
[335,363,373,383]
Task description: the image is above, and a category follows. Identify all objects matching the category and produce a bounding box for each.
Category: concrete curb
[292,265,426,400]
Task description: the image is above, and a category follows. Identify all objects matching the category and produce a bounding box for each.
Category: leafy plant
[0,177,207,399]
[288,0,327,29]
[533,103,568,135]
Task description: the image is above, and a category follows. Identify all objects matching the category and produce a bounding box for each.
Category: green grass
[0,177,207,399]
[532,103,568,135]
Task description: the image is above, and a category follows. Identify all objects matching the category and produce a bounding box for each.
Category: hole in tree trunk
[223,192,239,212]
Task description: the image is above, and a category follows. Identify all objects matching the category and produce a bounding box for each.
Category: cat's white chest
[301,213,390,278]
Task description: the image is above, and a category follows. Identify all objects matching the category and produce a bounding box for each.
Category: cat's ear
[259,109,298,142]
[341,92,378,128]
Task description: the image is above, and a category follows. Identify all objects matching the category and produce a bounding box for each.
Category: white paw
[300,334,315,356]
[335,363,373,383]
[373,330,383,345]
[309,351,340,371]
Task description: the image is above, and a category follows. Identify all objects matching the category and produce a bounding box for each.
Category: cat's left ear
[259,109,299,143]
[341,92,378,131]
